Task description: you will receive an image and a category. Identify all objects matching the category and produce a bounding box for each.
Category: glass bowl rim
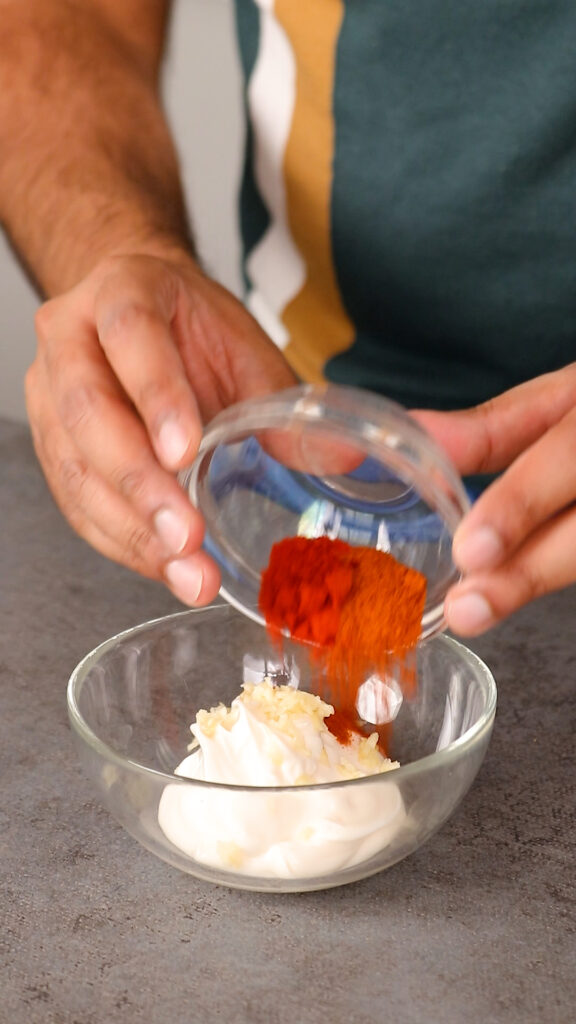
[67,606,497,794]
[186,383,470,525]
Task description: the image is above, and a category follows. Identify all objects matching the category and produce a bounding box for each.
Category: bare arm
[0,0,191,294]
[0,0,296,606]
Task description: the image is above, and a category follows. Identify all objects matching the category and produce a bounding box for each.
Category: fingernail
[154,508,188,555]
[157,418,189,467]
[165,558,204,604]
[453,525,504,572]
[446,591,493,634]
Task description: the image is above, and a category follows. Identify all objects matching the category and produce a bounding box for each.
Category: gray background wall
[0,0,243,422]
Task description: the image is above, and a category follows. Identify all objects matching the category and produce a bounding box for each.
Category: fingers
[92,260,203,470]
[79,506,220,607]
[84,508,220,607]
[27,359,221,604]
[410,365,576,633]
[452,403,576,571]
[164,549,221,606]
[29,259,226,604]
[37,305,204,555]
[412,363,576,475]
[445,504,576,635]
[27,368,161,576]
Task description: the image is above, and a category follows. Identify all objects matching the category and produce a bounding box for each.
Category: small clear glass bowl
[179,384,470,641]
[67,605,497,893]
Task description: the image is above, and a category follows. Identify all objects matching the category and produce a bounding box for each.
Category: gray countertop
[1,417,574,1024]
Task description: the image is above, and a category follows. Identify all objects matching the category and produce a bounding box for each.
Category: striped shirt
[235,0,576,410]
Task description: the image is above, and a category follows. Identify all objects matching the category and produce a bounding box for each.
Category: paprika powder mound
[258,536,427,747]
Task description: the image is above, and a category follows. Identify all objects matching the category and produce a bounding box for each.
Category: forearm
[0,0,193,296]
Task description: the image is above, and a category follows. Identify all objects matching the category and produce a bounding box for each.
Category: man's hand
[26,253,297,604]
[413,365,576,635]
[2,2,300,607]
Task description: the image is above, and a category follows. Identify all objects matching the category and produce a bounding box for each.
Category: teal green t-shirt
[235,0,576,409]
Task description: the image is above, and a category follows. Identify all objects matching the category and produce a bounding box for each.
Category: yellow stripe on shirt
[274,0,355,382]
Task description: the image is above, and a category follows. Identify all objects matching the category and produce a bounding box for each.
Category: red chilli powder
[258,536,427,746]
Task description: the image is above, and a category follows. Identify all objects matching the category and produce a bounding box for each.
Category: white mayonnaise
[158,680,404,878]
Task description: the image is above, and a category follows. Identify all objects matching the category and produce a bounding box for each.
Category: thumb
[411,366,576,476]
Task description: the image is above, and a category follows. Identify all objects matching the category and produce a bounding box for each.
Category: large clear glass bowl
[67,605,497,893]
[179,384,471,641]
